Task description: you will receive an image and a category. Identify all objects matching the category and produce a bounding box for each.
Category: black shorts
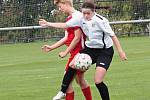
[79,46,114,70]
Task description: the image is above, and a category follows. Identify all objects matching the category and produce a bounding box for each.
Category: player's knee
[94,67,106,84]
[94,78,103,84]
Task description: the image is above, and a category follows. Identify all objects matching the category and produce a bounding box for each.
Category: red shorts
[65,54,82,75]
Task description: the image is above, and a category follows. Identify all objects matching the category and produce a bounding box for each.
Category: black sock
[95,82,110,100]
[61,67,76,93]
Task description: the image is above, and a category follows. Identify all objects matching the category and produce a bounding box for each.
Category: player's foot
[53,91,65,100]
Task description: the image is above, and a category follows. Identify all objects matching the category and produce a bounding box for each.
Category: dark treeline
[0,0,150,43]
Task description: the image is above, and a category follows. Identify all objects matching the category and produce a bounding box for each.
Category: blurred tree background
[0,0,150,43]
[1,0,149,27]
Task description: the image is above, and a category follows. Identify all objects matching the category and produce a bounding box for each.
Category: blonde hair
[54,0,73,6]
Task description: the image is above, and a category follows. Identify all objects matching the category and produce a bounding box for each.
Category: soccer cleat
[53,91,65,100]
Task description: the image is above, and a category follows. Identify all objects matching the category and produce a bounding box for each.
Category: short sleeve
[66,17,81,28]
[98,18,115,36]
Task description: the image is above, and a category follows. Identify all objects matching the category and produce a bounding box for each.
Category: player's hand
[39,19,48,27]
[119,51,127,61]
[59,51,67,58]
[41,45,53,52]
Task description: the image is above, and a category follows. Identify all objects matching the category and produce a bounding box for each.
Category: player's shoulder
[94,13,108,22]
[72,10,82,18]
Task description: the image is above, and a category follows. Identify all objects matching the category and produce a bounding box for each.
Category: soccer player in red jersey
[41,0,92,100]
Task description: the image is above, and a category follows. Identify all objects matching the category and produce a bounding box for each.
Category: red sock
[66,92,74,100]
[82,86,92,100]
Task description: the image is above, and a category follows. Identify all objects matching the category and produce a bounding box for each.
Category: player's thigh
[94,50,113,83]
[75,72,84,82]
[94,67,107,84]
[75,72,85,84]
[96,47,114,70]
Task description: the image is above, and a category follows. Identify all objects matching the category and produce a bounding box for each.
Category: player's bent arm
[111,35,127,60]
[64,28,82,55]
[48,32,68,50]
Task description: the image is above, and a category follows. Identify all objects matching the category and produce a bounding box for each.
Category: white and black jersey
[66,12,115,49]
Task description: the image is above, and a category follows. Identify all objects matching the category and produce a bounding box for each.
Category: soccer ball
[74,53,92,71]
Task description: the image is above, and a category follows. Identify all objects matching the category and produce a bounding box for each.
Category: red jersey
[65,16,85,56]
[65,16,85,72]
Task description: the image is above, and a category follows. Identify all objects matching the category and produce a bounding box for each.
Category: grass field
[0,37,150,100]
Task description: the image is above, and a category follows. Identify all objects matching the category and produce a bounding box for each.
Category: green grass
[0,37,150,100]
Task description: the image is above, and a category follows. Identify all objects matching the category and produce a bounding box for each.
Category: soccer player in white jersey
[39,2,127,100]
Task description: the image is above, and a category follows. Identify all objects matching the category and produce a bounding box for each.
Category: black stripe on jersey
[102,32,106,49]
[96,15,103,20]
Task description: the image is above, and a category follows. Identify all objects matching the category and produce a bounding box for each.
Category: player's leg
[66,83,74,100]
[53,76,75,100]
[60,58,77,93]
[53,68,76,100]
[76,71,92,100]
[95,67,110,100]
[94,47,114,100]
[53,57,77,100]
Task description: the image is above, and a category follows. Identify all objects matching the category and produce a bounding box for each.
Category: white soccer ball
[74,53,92,71]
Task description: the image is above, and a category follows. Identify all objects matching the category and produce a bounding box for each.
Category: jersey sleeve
[98,18,115,36]
[66,17,81,28]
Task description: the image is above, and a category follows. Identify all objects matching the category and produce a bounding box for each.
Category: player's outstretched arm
[111,35,127,61]
[39,19,67,29]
